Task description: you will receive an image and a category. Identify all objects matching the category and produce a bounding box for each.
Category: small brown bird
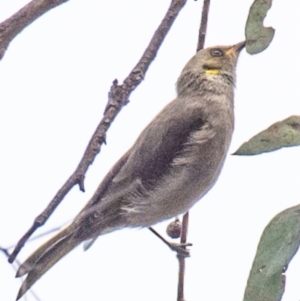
[15,41,245,300]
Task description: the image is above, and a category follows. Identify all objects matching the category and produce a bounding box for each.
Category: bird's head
[177,41,245,96]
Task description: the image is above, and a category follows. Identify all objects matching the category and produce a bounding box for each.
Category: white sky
[1,0,300,301]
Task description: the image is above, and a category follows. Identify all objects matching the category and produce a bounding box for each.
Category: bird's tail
[16,226,78,300]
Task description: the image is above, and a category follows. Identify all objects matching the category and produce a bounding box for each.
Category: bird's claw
[168,242,192,258]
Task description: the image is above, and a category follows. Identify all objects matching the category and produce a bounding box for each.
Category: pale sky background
[1,0,300,301]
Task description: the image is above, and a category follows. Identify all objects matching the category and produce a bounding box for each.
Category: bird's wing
[112,96,213,188]
[81,149,132,209]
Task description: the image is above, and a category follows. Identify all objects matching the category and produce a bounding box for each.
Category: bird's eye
[210,49,224,57]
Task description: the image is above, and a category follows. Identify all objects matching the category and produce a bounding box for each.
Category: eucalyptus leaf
[245,0,275,54]
[233,116,300,156]
[243,205,300,301]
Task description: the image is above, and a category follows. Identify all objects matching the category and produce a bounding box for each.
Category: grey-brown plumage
[15,41,245,300]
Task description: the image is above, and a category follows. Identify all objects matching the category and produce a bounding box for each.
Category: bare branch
[177,212,189,301]
[8,0,188,263]
[0,0,70,60]
[177,1,211,300]
[197,0,211,52]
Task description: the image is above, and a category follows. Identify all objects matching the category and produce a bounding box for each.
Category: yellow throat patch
[205,69,221,76]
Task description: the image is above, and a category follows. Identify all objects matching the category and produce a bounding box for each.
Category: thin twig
[0,0,70,60]
[0,246,10,258]
[177,1,211,300]
[149,227,173,246]
[9,0,188,264]
[177,212,189,301]
[197,0,211,52]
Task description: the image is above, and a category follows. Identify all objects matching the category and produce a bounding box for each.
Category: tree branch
[177,1,211,300]
[0,0,70,60]
[177,212,189,301]
[8,0,188,263]
[197,0,210,52]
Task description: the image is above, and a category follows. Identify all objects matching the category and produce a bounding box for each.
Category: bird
[15,41,245,300]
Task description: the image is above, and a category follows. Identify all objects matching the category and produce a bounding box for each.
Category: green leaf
[243,205,300,301]
[233,115,300,156]
[245,0,275,54]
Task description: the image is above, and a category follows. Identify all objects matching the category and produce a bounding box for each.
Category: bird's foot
[148,227,192,258]
[167,241,192,258]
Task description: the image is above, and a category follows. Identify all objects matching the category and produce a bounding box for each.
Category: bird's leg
[148,227,192,257]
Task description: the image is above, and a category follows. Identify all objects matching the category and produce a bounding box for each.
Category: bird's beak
[226,41,246,56]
